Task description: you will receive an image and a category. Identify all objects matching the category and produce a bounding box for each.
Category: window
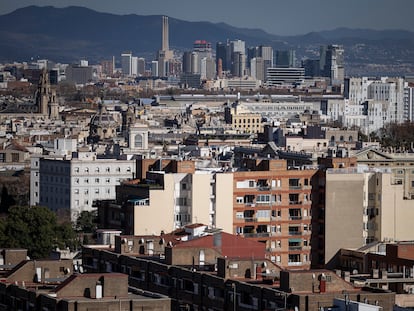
[116,167,121,172]
[85,178,89,184]
[12,153,19,162]
[106,167,110,173]
[74,167,79,173]
[84,167,89,173]
[95,167,100,172]
[134,134,143,148]
[106,178,110,183]
[95,178,100,183]
[236,197,243,204]
[84,189,89,194]
[74,189,79,194]
[75,178,79,184]
[95,189,99,194]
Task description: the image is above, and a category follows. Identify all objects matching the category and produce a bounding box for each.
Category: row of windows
[73,167,131,173]
[234,118,261,124]
[74,178,116,184]
[74,188,111,195]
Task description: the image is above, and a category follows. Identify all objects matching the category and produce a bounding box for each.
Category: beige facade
[377,172,414,242]
[127,170,234,236]
[325,169,367,264]
[214,173,234,233]
[324,166,414,266]
[132,174,176,235]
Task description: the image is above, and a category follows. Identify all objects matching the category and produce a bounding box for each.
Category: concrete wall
[325,172,365,264]
[133,174,175,235]
[378,173,414,242]
[215,173,234,233]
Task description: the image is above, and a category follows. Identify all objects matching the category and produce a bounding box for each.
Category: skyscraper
[121,52,132,76]
[320,45,344,85]
[216,41,229,73]
[276,50,296,68]
[157,16,173,77]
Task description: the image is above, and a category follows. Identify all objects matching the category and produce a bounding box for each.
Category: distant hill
[1,6,414,76]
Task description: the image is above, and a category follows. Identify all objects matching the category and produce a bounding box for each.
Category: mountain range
[1,6,414,76]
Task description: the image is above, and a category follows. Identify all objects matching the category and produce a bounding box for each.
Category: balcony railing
[288,231,302,235]
[289,201,302,205]
[242,232,271,238]
[289,216,302,220]
[288,246,302,251]
[243,217,256,222]
[289,185,302,190]
[288,262,303,266]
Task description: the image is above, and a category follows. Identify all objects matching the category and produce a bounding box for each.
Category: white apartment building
[404,86,414,121]
[31,151,135,221]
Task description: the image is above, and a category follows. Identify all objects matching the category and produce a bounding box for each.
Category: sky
[2,0,414,36]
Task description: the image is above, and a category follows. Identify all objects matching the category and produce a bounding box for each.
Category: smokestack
[162,16,169,51]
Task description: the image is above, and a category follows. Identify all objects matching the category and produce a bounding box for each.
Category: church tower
[37,68,50,115]
[36,68,59,119]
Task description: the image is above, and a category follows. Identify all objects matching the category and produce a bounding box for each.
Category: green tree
[75,211,97,233]
[1,206,77,259]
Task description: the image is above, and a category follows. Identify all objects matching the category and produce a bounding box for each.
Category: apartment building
[31,151,135,221]
[233,158,317,270]
[97,158,234,235]
[313,149,414,268]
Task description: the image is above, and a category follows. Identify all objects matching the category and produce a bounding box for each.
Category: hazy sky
[2,0,414,35]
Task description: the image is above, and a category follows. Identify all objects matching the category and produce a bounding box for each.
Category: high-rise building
[230,40,246,77]
[216,41,230,74]
[151,61,159,77]
[250,57,265,83]
[404,85,414,122]
[182,51,193,74]
[320,45,344,85]
[276,50,296,68]
[121,52,132,76]
[232,52,246,77]
[137,57,146,76]
[258,46,274,80]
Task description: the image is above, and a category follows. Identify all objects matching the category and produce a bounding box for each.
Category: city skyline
[2,0,414,36]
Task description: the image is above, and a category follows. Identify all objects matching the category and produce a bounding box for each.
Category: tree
[0,206,77,259]
[75,210,97,233]
[0,186,16,213]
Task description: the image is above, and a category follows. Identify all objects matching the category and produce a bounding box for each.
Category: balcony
[289,201,302,205]
[289,216,302,220]
[288,246,302,251]
[258,186,271,191]
[288,231,302,236]
[287,261,303,266]
[243,217,256,223]
[289,185,302,190]
[243,232,271,238]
